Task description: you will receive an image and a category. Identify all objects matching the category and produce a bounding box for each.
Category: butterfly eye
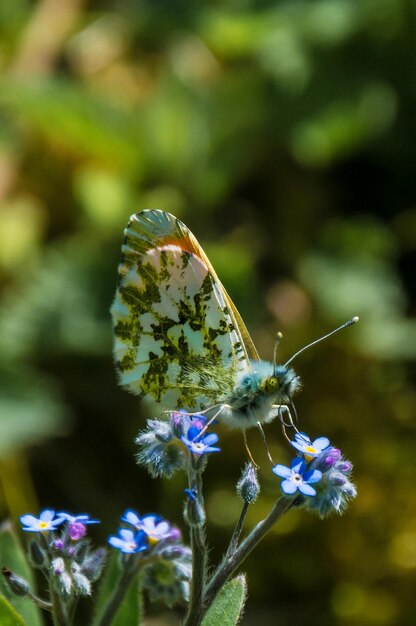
[265,377,280,393]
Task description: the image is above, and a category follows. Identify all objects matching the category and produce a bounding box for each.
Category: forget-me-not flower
[273,458,323,496]
[122,510,177,543]
[57,513,100,525]
[290,433,330,459]
[20,509,65,533]
[181,427,220,456]
[108,528,148,554]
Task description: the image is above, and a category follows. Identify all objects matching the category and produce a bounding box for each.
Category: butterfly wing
[111,210,259,411]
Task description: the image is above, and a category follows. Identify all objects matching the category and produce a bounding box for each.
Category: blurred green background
[0,0,415,624]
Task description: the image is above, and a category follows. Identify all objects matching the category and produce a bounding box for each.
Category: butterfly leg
[272,404,301,443]
[256,422,275,465]
[192,404,227,440]
[243,430,259,469]
[161,403,224,420]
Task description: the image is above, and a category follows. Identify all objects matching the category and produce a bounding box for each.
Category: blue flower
[122,510,177,543]
[290,433,330,459]
[57,513,100,525]
[108,528,148,554]
[140,515,176,543]
[181,431,220,456]
[172,412,218,450]
[305,446,357,517]
[20,509,65,533]
[121,509,141,527]
[272,458,322,496]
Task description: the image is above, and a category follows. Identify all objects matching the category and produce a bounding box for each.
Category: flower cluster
[18,509,104,598]
[273,433,357,517]
[135,410,220,478]
[108,509,191,605]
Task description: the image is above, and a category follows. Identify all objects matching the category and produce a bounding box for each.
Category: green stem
[95,557,141,626]
[183,458,208,626]
[48,579,69,626]
[28,592,52,611]
[37,534,69,626]
[225,502,249,560]
[203,496,295,613]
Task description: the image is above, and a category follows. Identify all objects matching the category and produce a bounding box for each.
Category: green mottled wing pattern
[111,210,257,411]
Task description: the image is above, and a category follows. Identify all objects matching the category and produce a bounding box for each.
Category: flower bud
[160,545,186,560]
[1,568,30,596]
[69,522,86,541]
[82,548,107,581]
[52,557,65,576]
[184,490,205,527]
[71,563,91,596]
[29,539,46,568]
[236,463,260,504]
[53,539,65,551]
[328,471,348,486]
[170,411,189,439]
[136,442,184,478]
[150,419,173,443]
[313,447,342,471]
[337,460,353,473]
[73,540,89,562]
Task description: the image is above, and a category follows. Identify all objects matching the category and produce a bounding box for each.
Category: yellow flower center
[148,536,159,545]
[38,521,49,530]
[305,445,317,454]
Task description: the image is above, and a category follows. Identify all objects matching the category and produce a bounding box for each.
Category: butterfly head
[251,361,301,404]
[265,364,301,403]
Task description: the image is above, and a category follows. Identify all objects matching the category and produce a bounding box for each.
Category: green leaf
[92,552,142,626]
[0,595,26,626]
[202,575,247,626]
[0,521,43,626]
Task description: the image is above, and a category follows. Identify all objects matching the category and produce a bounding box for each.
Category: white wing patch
[112,242,249,410]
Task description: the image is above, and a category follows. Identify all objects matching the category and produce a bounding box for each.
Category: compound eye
[265,376,280,393]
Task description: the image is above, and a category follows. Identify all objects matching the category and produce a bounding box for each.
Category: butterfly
[111,210,357,431]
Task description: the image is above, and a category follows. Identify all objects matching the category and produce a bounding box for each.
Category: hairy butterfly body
[111,210,301,428]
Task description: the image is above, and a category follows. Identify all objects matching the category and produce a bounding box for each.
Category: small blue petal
[202,433,218,446]
[119,528,135,542]
[290,458,306,473]
[187,426,202,441]
[304,469,323,484]
[312,437,330,451]
[40,510,55,522]
[272,464,292,479]
[298,483,317,497]
[281,480,298,495]
[295,432,311,443]
[122,509,141,527]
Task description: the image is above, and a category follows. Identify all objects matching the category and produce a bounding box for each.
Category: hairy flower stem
[49,582,69,626]
[225,502,249,559]
[36,534,69,626]
[183,458,208,626]
[95,557,141,626]
[28,593,52,612]
[203,496,295,613]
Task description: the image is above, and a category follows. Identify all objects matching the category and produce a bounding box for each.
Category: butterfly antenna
[273,331,283,376]
[284,316,359,367]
